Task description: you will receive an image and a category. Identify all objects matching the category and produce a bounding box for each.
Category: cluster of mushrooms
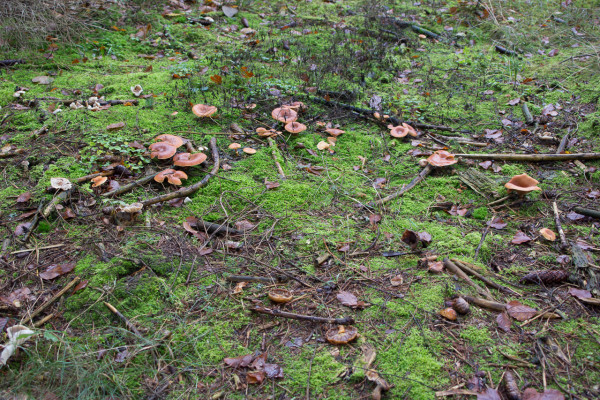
[148,134,207,186]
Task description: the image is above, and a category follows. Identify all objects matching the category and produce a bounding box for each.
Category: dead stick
[102,172,158,197]
[371,164,434,206]
[104,302,143,336]
[521,103,534,125]
[43,190,72,218]
[462,295,507,312]
[473,218,491,261]
[451,258,521,296]
[573,207,600,219]
[442,258,494,300]
[455,153,600,162]
[249,306,354,325]
[226,275,288,284]
[22,277,80,325]
[191,219,242,236]
[553,202,568,250]
[0,149,26,158]
[140,137,219,207]
[267,137,286,178]
[556,133,569,154]
[33,313,55,328]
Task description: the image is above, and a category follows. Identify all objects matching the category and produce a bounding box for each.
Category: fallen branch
[573,207,600,220]
[521,103,534,125]
[139,137,219,208]
[21,202,44,243]
[22,277,80,325]
[0,59,25,67]
[451,258,521,296]
[556,132,569,154]
[226,275,289,284]
[553,202,569,250]
[76,170,114,184]
[370,164,433,206]
[190,219,242,236]
[104,301,143,337]
[267,137,286,178]
[455,152,600,162]
[443,258,494,301]
[462,295,507,312]
[495,45,519,57]
[33,313,55,328]
[34,98,139,106]
[102,172,157,197]
[249,306,354,325]
[0,148,26,158]
[473,220,491,261]
[42,189,73,218]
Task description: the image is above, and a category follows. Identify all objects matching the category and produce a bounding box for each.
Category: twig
[226,275,289,284]
[0,59,25,67]
[33,313,55,328]
[76,170,114,184]
[306,346,319,400]
[556,133,569,154]
[442,258,494,300]
[473,218,492,261]
[102,172,158,197]
[455,153,600,162]
[249,306,354,325]
[553,202,569,250]
[371,164,434,206]
[11,243,64,254]
[104,302,143,337]
[521,103,534,125]
[189,219,242,236]
[42,190,72,218]
[22,277,80,325]
[495,45,519,57]
[451,259,521,296]
[267,137,286,178]
[462,295,507,312]
[21,202,44,243]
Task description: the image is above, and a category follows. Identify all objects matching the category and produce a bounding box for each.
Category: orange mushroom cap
[402,123,418,137]
[282,101,306,112]
[388,125,409,138]
[243,147,257,154]
[192,104,218,117]
[325,128,345,137]
[325,325,358,345]
[154,169,188,185]
[284,121,307,134]
[268,288,293,303]
[540,228,556,241]
[173,152,207,167]
[155,134,184,148]
[149,142,177,159]
[271,107,298,123]
[91,176,107,187]
[228,143,242,149]
[504,174,541,195]
[426,150,457,167]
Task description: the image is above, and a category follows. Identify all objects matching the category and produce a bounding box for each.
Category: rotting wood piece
[370,164,434,206]
[462,295,507,312]
[443,258,495,301]
[188,219,242,236]
[573,207,600,219]
[457,169,500,199]
[451,258,521,296]
[249,306,354,325]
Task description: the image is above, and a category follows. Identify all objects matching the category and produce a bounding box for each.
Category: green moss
[459,326,492,346]
[472,207,488,220]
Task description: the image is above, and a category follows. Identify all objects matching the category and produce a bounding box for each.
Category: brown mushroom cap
[149,142,177,159]
[505,174,541,196]
[539,228,556,241]
[173,152,207,167]
[154,169,188,185]
[388,125,409,138]
[268,288,293,303]
[284,121,307,134]
[229,143,242,149]
[325,325,358,345]
[243,147,257,154]
[91,176,107,187]
[271,107,298,123]
[426,150,457,167]
[402,123,418,137]
[325,128,345,137]
[155,134,184,148]
[256,127,280,138]
[192,104,218,117]
[282,101,306,112]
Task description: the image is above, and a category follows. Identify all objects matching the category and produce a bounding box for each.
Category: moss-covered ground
[0,0,599,399]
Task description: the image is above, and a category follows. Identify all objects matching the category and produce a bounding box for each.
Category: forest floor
[0,0,599,399]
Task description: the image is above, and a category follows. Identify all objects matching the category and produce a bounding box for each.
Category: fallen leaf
[568,287,591,299]
[508,98,521,106]
[428,261,444,273]
[368,214,381,227]
[16,192,31,203]
[477,387,502,400]
[488,218,507,229]
[14,222,32,236]
[246,370,265,384]
[566,211,584,221]
[265,180,280,190]
[32,76,53,85]
[106,122,126,131]
[479,161,492,169]
[115,349,129,363]
[264,363,284,378]
[337,291,358,307]
[224,354,254,368]
[39,262,75,280]
[232,281,247,294]
[506,300,537,321]
[72,280,89,294]
[496,311,511,332]
[418,231,432,246]
[401,230,419,250]
[222,5,238,17]
[235,220,255,232]
[511,231,532,244]
[390,275,403,286]
[522,388,564,400]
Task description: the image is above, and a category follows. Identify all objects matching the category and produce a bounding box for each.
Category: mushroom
[243,147,257,155]
[228,143,242,150]
[256,127,280,138]
[284,121,307,134]
[426,150,457,167]
[282,101,306,112]
[268,288,293,303]
[439,307,457,321]
[539,228,556,241]
[325,325,358,345]
[131,85,143,97]
[154,169,188,185]
[317,141,330,150]
[155,134,184,148]
[173,152,207,167]
[149,142,177,159]
[388,123,418,138]
[325,128,345,137]
[192,104,218,118]
[504,174,541,196]
[271,107,298,123]
[91,176,107,187]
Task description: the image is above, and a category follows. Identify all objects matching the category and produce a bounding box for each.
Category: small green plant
[83,132,150,172]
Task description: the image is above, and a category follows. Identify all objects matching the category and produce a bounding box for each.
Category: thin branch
[455,153,600,162]
[249,306,354,325]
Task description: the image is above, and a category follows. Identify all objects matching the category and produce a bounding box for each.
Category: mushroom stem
[370,164,434,206]
[249,306,355,325]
